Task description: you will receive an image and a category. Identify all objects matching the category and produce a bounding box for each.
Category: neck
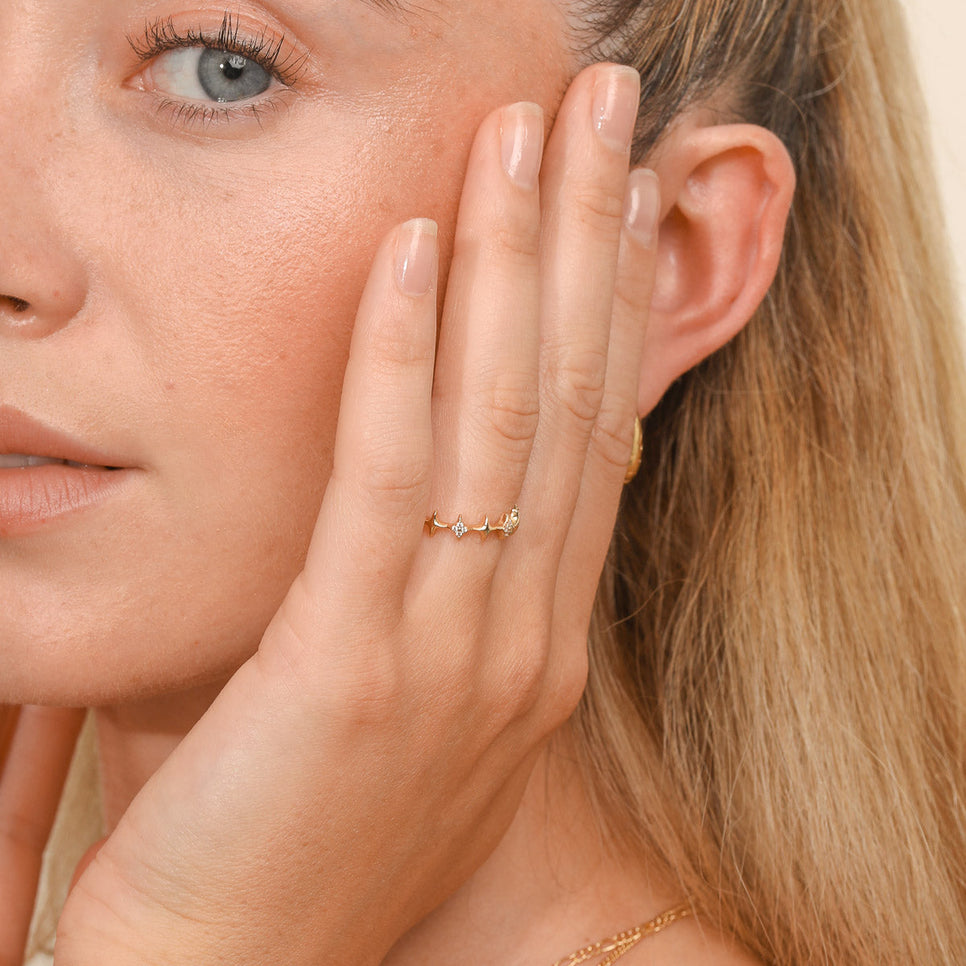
[383,730,680,966]
[94,679,226,829]
[94,696,679,964]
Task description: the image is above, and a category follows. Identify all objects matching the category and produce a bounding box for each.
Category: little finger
[544,169,662,701]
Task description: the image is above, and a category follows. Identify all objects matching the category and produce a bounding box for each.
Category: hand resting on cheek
[3,63,663,966]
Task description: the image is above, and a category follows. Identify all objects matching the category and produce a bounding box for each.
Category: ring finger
[417,101,546,585]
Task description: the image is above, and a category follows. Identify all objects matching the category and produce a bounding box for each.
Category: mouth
[0,455,122,470]
[0,405,132,469]
[0,406,136,536]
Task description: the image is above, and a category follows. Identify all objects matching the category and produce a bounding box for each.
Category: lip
[0,405,130,467]
[0,405,137,537]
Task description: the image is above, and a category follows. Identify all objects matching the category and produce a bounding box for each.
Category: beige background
[904,0,965,312]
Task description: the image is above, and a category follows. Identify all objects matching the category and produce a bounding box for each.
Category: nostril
[2,296,30,313]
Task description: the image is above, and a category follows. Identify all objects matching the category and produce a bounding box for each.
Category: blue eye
[144,46,274,104]
[127,14,308,130]
[199,49,272,102]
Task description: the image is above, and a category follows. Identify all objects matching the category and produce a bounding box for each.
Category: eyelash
[127,13,307,128]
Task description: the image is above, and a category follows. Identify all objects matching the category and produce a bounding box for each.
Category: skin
[1,0,572,705]
[0,0,793,962]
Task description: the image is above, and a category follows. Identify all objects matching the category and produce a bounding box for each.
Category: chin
[0,620,251,708]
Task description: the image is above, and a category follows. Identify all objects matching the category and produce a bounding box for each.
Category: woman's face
[1,0,573,703]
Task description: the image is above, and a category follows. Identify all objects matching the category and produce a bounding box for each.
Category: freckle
[164,381,176,391]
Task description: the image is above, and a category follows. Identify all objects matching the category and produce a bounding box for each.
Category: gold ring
[425,506,520,540]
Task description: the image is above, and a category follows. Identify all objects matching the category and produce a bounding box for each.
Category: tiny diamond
[502,507,520,536]
[452,518,468,538]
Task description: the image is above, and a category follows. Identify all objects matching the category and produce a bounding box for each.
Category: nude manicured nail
[395,219,438,297]
[501,102,544,190]
[623,168,661,248]
[593,65,640,152]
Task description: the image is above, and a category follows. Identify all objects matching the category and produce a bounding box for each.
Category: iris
[197,50,272,102]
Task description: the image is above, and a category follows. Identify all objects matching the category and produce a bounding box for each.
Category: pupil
[222,54,248,80]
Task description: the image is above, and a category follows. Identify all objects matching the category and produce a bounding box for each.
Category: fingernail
[501,102,544,190]
[395,219,438,297]
[593,65,640,153]
[623,168,661,248]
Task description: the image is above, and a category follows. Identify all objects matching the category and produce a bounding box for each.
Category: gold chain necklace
[551,903,693,966]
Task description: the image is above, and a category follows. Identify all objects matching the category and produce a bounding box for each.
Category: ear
[637,117,795,415]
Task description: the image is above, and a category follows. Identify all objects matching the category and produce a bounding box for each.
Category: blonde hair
[574,0,966,962]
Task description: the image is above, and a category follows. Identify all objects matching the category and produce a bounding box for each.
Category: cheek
[115,167,371,597]
[1,115,479,704]
[109,94,484,493]
[1,21,572,704]
[123,174,364,468]
[117,128,465,499]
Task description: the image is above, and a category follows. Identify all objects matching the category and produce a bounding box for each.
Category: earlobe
[637,121,796,415]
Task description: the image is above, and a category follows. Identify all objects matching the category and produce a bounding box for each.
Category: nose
[0,29,90,338]
[0,236,89,338]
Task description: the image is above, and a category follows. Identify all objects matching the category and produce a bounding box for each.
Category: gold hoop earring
[624,416,643,484]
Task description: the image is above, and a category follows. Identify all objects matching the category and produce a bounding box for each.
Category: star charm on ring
[425,506,520,541]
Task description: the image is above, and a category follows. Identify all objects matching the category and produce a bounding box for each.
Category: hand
[0,705,84,966]
[55,63,660,965]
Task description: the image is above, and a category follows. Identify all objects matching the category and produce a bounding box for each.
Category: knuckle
[257,581,332,694]
[511,654,548,712]
[611,278,649,323]
[487,221,541,264]
[454,218,540,275]
[490,634,551,720]
[591,401,636,474]
[569,181,625,237]
[542,649,589,730]
[351,423,431,506]
[473,377,540,449]
[369,332,435,375]
[363,451,431,503]
[545,349,608,426]
[286,634,405,728]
